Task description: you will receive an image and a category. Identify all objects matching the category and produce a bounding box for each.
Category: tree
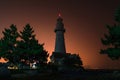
[17,24,49,67]
[0,24,19,64]
[63,53,83,68]
[100,7,120,60]
[50,52,83,71]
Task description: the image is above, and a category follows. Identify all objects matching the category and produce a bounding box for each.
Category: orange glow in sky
[0,0,120,69]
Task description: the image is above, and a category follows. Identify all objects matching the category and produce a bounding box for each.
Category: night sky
[0,0,120,69]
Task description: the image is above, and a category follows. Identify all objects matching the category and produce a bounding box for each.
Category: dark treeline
[0,24,83,71]
[0,24,48,69]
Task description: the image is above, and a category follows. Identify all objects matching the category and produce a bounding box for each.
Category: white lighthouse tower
[54,13,66,53]
[51,13,67,64]
[50,13,83,70]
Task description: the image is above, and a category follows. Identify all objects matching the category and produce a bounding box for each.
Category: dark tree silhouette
[62,53,83,70]
[17,24,49,67]
[50,52,83,71]
[115,7,120,23]
[0,24,19,64]
[63,53,83,67]
[100,7,120,60]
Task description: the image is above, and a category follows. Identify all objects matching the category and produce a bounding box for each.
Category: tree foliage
[18,24,49,65]
[50,52,83,70]
[100,7,120,60]
[0,24,49,68]
[0,24,19,64]
[63,53,83,67]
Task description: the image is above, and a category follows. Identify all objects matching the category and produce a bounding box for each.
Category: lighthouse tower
[54,13,66,53]
[51,13,67,64]
[50,13,83,70]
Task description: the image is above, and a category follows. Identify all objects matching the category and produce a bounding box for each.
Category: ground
[7,69,120,80]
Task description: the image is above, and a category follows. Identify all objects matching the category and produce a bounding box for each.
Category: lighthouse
[51,13,67,64]
[50,13,83,70]
[54,13,66,53]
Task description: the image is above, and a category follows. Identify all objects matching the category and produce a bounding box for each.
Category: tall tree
[100,7,120,60]
[0,24,19,64]
[18,24,48,66]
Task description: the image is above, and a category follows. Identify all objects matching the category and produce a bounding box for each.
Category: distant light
[8,66,18,69]
[30,62,37,69]
[58,8,61,17]
[59,13,61,17]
